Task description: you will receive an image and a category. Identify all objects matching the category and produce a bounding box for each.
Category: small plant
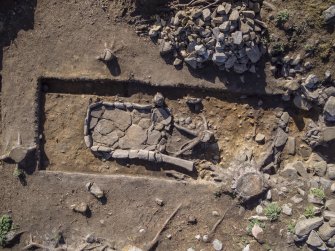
[318,43,331,61]
[13,167,24,178]
[0,215,13,247]
[304,205,315,219]
[287,221,296,234]
[276,10,290,26]
[271,42,285,55]
[310,188,326,200]
[264,203,281,221]
[304,44,316,52]
[247,219,265,234]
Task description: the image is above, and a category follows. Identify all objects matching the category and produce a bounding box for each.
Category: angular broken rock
[306,230,326,249]
[293,95,312,111]
[274,128,288,148]
[318,222,335,241]
[251,224,264,243]
[86,182,104,199]
[295,217,323,237]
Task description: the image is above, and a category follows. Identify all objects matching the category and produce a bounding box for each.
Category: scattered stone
[188,216,197,225]
[173,58,183,67]
[85,233,97,243]
[286,137,296,155]
[295,217,323,237]
[324,211,335,221]
[307,154,327,177]
[233,172,267,202]
[304,74,319,89]
[202,234,209,242]
[331,183,335,193]
[256,205,263,215]
[323,5,335,25]
[318,222,335,241]
[251,224,264,243]
[291,195,303,204]
[282,204,292,216]
[159,40,173,55]
[308,194,324,205]
[292,161,309,178]
[326,199,335,211]
[72,202,89,214]
[293,95,312,111]
[280,164,298,179]
[255,133,265,144]
[212,211,220,217]
[324,96,335,122]
[306,230,326,249]
[155,198,164,206]
[274,128,288,148]
[195,234,201,240]
[86,182,104,199]
[212,239,223,251]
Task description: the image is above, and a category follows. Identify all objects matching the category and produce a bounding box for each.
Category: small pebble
[155,198,164,206]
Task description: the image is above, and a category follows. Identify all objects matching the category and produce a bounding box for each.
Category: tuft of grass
[247,219,265,234]
[318,43,331,61]
[276,10,290,26]
[287,221,296,234]
[304,205,315,219]
[264,203,281,221]
[13,167,24,178]
[310,188,326,200]
[271,42,285,55]
[0,215,13,247]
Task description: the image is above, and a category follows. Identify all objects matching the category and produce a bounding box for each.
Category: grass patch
[247,219,265,234]
[310,188,326,200]
[13,167,24,178]
[0,215,13,247]
[271,42,286,56]
[276,10,289,26]
[304,205,316,219]
[287,221,296,233]
[264,203,281,221]
[318,43,332,61]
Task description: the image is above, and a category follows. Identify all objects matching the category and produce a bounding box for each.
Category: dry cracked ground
[0,0,335,250]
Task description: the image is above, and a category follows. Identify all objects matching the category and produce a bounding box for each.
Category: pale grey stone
[274,127,288,148]
[324,5,335,24]
[318,222,335,241]
[255,133,265,144]
[295,217,323,237]
[324,96,335,122]
[246,45,261,63]
[212,239,223,251]
[229,9,240,21]
[282,204,292,216]
[306,230,326,249]
[286,137,295,155]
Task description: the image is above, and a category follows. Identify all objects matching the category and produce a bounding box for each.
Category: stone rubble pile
[149,1,267,72]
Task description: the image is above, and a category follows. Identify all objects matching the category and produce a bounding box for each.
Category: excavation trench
[38,78,310,179]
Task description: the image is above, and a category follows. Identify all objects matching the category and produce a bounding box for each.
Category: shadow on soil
[0,0,36,72]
